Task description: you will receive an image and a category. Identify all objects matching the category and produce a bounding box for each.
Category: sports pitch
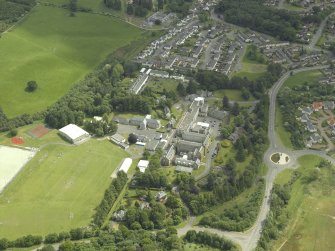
[0,5,142,117]
[0,146,36,193]
[0,139,128,239]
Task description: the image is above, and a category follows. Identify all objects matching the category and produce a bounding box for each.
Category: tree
[157,0,163,9]
[8,128,18,137]
[241,87,250,100]
[186,81,197,94]
[231,102,240,116]
[111,63,124,80]
[58,240,74,251]
[37,245,56,251]
[127,4,134,14]
[177,83,186,96]
[154,19,162,25]
[69,0,77,13]
[26,80,38,92]
[128,133,138,144]
[222,95,230,109]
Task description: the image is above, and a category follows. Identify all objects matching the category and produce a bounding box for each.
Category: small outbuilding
[59,124,89,144]
[118,158,133,174]
[137,160,150,173]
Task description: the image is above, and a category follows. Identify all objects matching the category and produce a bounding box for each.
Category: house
[323,101,335,110]
[129,117,147,130]
[137,160,150,173]
[310,133,322,144]
[301,114,310,123]
[111,133,125,144]
[112,117,129,125]
[110,133,128,149]
[150,70,169,78]
[130,73,149,94]
[176,140,202,153]
[175,166,193,173]
[327,117,335,127]
[146,119,161,129]
[208,108,228,120]
[155,191,167,201]
[312,101,323,111]
[59,124,90,144]
[140,202,151,210]
[146,139,160,151]
[161,145,175,166]
[199,103,209,117]
[181,131,207,143]
[306,121,317,132]
[113,210,126,221]
[175,157,200,169]
[301,106,313,115]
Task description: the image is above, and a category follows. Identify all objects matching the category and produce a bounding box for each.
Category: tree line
[184,230,238,251]
[92,171,128,227]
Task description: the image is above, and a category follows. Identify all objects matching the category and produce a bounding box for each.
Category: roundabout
[270,152,290,165]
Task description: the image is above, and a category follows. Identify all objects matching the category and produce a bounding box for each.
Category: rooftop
[59,124,89,141]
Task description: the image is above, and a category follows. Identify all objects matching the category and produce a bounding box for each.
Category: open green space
[275,107,293,149]
[234,71,266,81]
[0,5,142,117]
[0,139,129,239]
[272,155,335,251]
[213,89,255,101]
[283,70,323,88]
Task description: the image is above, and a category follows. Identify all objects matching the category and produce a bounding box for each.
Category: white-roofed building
[118,158,133,174]
[59,124,89,144]
[196,122,210,128]
[137,160,150,173]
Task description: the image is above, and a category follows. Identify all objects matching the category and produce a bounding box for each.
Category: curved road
[308,12,335,51]
[178,64,335,251]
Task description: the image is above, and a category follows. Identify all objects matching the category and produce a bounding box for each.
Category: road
[308,12,335,51]
[178,64,334,251]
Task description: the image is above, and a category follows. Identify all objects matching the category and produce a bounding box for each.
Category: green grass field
[0,5,142,117]
[213,89,255,101]
[234,71,266,81]
[273,155,335,251]
[283,70,323,88]
[234,45,268,79]
[0,139,129,239]
[275,107,293,149]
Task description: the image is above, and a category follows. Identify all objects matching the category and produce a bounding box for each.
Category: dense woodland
[0,0,34,32]
[199,180,264,231]
[215,0,332,42]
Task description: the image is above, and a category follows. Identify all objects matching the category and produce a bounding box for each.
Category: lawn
[283,70,323,88]
[0,139,129,239]
[272,155,335,251]
[0,5,143,117]
[213,89,255,101]
[275,107,293,149]
[234,71,266,81]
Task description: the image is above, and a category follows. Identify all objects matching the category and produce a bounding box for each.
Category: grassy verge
[275,107,293,149]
